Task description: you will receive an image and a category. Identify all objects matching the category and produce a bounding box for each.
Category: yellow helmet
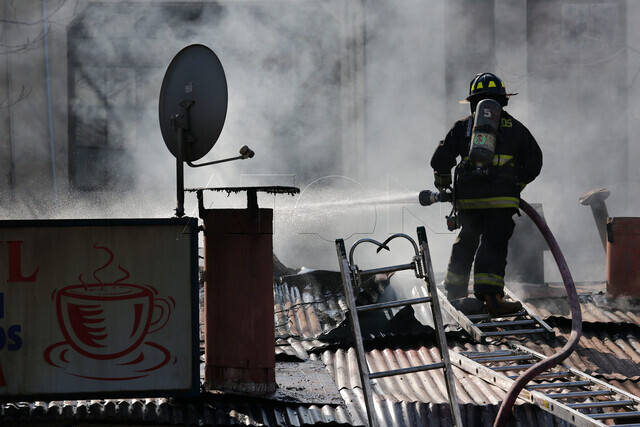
[460,72,517,103]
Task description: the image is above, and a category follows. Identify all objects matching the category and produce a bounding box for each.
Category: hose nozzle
[419,190,439,206]
[419,190,452,206]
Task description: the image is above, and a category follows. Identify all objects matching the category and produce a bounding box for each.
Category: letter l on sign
[6,241,40,282]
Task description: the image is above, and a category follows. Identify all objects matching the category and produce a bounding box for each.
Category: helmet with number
[460,72,517,104]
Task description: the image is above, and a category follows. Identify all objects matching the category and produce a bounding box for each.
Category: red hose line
[493,199,583,427]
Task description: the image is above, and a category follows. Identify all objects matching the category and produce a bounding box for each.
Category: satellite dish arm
[186,145,255,168]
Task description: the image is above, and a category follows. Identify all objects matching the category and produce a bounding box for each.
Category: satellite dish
[159,44,228,162]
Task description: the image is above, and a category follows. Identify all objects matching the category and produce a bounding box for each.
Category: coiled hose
[493,199,582,427]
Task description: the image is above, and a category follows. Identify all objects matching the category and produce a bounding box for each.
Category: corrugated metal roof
[312,343,575,426]
[0,397,573,427]
[527,293,640,326]
[317,344,509,405]
[0,397,355,426]
[310,327,640,405]
[270,271,640,426]
[274,272,347,361]
[6,267,640,426]
[514,327,640,382]
[274,273,432,360]
[4,332,633,426]
[274,273,640,362]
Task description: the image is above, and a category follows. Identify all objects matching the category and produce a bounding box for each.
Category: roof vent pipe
[579,188,610,253]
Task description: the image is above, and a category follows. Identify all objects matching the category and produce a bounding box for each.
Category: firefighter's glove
[434,172,452,192]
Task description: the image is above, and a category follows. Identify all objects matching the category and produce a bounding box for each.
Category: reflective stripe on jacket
[456,196,520,210]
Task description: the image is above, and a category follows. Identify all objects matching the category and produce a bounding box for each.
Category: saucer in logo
[44,341,172,380]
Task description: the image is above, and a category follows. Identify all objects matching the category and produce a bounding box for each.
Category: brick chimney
[606,217,640,298]
[203,203,275,393]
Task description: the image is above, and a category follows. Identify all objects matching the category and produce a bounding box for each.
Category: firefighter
[431,72,542,316]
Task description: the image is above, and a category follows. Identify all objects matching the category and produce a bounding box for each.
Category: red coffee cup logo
[43,243,176,381]
[45,244,173,368]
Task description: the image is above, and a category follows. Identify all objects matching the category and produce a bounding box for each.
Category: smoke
[508,1,640,284]
[2,1,639,286]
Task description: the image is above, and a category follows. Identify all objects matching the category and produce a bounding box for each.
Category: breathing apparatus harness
[422,98,504,231]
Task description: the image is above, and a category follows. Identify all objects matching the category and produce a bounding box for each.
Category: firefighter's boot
[483,294,522,317]
[450,297,485,315]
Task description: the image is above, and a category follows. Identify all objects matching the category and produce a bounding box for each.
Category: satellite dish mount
[159,44,254,217]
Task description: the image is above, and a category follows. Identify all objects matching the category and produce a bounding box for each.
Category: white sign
[0,218,199,400]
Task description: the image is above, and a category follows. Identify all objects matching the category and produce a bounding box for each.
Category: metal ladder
[450,343,640,426]
[439,286,555,343]
[335,226,462,427]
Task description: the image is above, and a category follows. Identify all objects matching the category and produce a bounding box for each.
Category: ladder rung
[546,390,613,399]
[467,313,491,321]
[473,355,534,364]
[508,371,571,380]
[358,262,416,277]
[369,362,445,379]
[526,380,591,390]
[468,311,527,321]
[568,400,635,409]
[590,411,640,420]
[492,364,533,372]
[483,328,547,337]
[477,319,536,328]
[461,350,514,358]
[357,296,433,313]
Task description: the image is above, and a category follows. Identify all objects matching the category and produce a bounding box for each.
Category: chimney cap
[579,188,610,206]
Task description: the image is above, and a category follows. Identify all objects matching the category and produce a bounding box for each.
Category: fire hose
[419,191,582,427]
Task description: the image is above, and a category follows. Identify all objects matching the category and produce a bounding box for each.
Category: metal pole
[42,0,58,209]
[336,239,378,427]
[418,226,463,427]
[4,0,15,200]
[176,127,185,218]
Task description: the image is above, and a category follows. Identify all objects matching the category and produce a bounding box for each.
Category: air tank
[469,99,502,167]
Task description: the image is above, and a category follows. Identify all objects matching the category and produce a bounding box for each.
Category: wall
[0,0,76,215]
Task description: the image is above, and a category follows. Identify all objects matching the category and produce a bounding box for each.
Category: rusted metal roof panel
[275,281,346,340]
[274,278,347,360]
[276,337,324,361]
[527,295,640,326]
[515,327,640,382]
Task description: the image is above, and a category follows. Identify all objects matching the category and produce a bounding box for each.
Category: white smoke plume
[1,0,639,285]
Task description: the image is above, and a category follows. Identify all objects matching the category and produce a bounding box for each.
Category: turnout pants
[444,208,516,299]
